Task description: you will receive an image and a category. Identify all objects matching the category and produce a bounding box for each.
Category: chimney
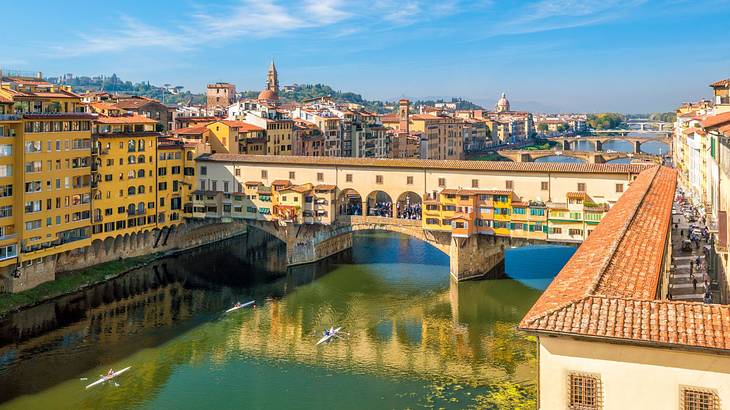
[399,99,410,133]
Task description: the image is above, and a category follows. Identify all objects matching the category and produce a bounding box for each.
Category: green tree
[587,113,625,130]
[537,123,549,133]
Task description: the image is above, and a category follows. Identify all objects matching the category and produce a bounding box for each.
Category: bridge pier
[449,234,506,281]
[563,140,571,151]
[595,140,603,152]
[635,141,642,154]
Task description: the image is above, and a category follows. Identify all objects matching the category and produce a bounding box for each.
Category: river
[0,231,575,409]
[535,137,669,164]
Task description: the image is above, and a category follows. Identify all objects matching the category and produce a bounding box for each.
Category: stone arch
[338,188,363,216]
[103,236,114,256]
[396,191,422,220]
[601,139,633,153]
[113,234,125,253]
[366,190,393,217]
[91,239,103,260]
[130,232,138,251]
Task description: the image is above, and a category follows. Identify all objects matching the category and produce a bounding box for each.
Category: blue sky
[3,0,730,112]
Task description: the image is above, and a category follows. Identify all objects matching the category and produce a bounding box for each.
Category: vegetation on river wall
[0,253,161,316]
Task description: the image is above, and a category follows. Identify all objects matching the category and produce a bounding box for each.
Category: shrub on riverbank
[0,253,160,316]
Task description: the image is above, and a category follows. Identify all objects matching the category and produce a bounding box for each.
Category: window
[289,171,296,179]
[551,227,562,234]
[568,228,583,236]
[682,387,720,410]
[346,174,352,182]
[261,170,268,179]
[505,180,513,190]
[569,373,601,410]
[615,183,624,193]
[200,166,207,175]
[235,168,241,176]
[471,179,479,188]
[541,181,549,190]
[25,220,42,231]
[438,178,446,187]
[0,205,11,218]
[376,175,383,184]
[317,172,324,182]
[577,182,586,192]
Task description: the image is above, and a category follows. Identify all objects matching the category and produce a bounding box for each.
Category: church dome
[258,89,278,101]
[496,92,510,112]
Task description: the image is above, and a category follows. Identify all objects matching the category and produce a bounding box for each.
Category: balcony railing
[0,114,20,121]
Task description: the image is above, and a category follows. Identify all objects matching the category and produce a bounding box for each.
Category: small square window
[578,182,586,192]
[616,183,624,193]
[317,172,324,182]
[682,387,720,410]
[568,373,601,410]
[407,176,414,185]
[289,171,296,179]
[345,174,353,182]
[541,181,549,190]
[471,179,479,188]
[261,170,268,179]
[235,169,241,176]
[438,178,446,187]
[505,180,513,190]
[376,175,383,184]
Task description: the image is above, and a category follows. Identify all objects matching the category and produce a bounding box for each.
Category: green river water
[0,231,574,409]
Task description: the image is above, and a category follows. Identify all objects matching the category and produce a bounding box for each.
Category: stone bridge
[547,135,672,154]
[497,149,662,164]
[244,216,542,282]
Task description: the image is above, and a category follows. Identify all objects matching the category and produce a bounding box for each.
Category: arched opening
[137,155,146,163]
[128,186,136,195]
[186,151,193,161]
[338,188,362,215]
[128,170,136,179]
[128,155,137,164]
[396,191,422,220]
[366,191,393,217]
[138,185,145,194]
[137,169,145,178]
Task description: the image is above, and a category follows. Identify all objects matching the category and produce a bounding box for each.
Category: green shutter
[712,137,717,159]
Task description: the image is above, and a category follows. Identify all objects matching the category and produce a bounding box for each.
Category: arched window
[137,202,145,213]
[137,139,145,151]
[138,155,145,163]
[128,140,136,152]
[93,191,101,200]
[128,170,135,179]
[186,151,193,160]
[128,155,136,164]
[138,185,145,194]
[137,169,145,178]
[127,204,135,214]
[128,186,136,195]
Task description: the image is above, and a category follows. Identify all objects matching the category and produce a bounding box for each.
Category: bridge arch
[396,191,422,220]
[338,188,363,216]
[366,190,393,218]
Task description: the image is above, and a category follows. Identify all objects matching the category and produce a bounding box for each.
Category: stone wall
[449,235,507,281]
[1,220,247,293]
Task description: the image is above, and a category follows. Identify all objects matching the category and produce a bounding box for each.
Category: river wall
[0,220,248,294]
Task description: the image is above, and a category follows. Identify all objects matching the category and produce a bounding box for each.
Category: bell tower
[399,99,410,132]
[266,60,279,94]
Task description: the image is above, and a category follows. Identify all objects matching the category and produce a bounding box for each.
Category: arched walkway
[396,191,422,220]
[366,190,393,217]
[338,188,363,216]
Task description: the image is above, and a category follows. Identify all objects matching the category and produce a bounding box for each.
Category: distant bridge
[625,119,674,132]
[497,149,663,164]
[547,135,672,155]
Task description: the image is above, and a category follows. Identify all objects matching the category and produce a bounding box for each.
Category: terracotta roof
[215,120,264,131]
[520,167,730,353]
[173,125,209,135]
[440,188,513,196]
[682,127,706,136]
[244,181,261,186]
[197,154,652,175]
[700,112,730,129]
[280,184,312,193]
[710,78,730,87]
[566,192,588,199]
[719,124,730,137]
[271,179,291,187]
[314,184,337,191]
[115,97,162,109]
[95,114,157,125]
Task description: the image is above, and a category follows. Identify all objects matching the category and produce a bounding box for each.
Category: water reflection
[0,231,574,409]
[534,155,585,163]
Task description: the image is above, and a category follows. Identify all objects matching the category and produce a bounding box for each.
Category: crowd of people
[396,202,422,220]
[341,202,362,216]
[368,201,393,218]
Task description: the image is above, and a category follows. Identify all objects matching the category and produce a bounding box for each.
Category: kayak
[85,366,131,389]
[225,300,255,313]
[316,327,342,345]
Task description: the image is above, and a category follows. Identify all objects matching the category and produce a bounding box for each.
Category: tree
[587,113,625,130]
[537,123,549,133]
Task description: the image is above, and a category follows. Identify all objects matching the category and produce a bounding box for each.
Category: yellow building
[0,75,95,289]
[91,114,159,240]
[205,120,265,154]
[156,138,196,226]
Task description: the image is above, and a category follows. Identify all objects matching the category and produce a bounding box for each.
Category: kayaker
[107,369,114,377]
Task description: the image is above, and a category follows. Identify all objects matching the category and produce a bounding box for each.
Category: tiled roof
[440,188,513,196]
[271,179,291,187]
[173,125,209,135]
[700,112,730,129]
[520,167,730,353]
[682,127,706,136]
[215,120,265,131]
[197,154,652,175]
[710,78,730,87]
[314,184,337,191]
[95,114,157,124]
